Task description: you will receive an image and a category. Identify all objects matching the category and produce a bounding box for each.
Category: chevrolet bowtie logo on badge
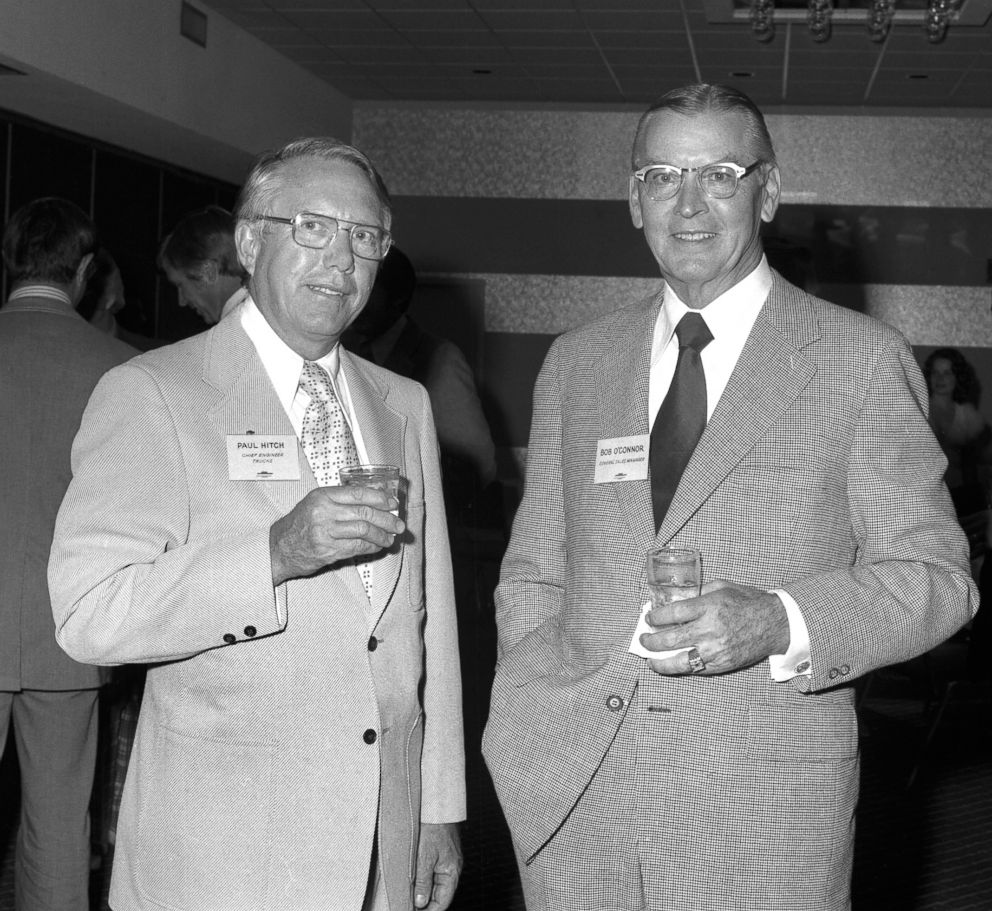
[256,471,273,478]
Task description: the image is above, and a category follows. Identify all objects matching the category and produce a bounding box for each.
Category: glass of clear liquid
[339,464,402,516]
[646,547,701,609]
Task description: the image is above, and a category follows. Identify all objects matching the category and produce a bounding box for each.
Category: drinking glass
[339,464,401,515]
[645,547,701,610]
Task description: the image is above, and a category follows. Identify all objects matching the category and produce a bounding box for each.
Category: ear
[75,252,95,286]
[628,175,644,229]
[69,252,95,306]
[760,164,782,224]
[234,221,260,275]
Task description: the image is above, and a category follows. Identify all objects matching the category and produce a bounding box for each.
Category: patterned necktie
[298,361,372,593]
[650,312,714,531]
[299,361,359,487]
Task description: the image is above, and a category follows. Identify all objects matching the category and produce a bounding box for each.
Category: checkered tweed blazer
[483,272,976,907]
[49,312,465,911]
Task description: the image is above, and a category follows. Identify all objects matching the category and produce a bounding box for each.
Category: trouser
[0,688,100,911]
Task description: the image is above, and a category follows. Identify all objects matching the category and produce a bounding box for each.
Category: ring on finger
[687,646,706,674]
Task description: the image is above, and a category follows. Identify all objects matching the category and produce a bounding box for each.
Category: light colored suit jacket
[0,294,136,692]
[49,313,465,911]
[482,273,976,909]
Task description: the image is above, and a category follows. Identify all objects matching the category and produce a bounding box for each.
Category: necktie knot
[300,360,333,402]
[675,312,713,353]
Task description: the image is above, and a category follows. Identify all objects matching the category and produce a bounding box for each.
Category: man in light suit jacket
[482,84,977,911]
[1,197,137,911]
[49,139,465,911]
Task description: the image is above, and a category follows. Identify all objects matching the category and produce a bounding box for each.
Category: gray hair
[234,137,392,229]
[632,83,777,169]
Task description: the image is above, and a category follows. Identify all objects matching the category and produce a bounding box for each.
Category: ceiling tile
[495,30,597,48]
[406,30,502,48]
[476,10,587,30]
[323,45,424,65]
[283,8,384,28]
[503,47,604,65]
[363,0,469,9]
[470,0,575,9]
[376,9,487,29]
[307,28,409,46]
[581,10,689,30]
[417,45,515,64]
[267,0,370,8]
[198,0,992,109]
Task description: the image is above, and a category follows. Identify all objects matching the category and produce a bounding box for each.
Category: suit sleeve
[493,339,568,658]
[415,384,467,822]
[49,362,285,665]
[783,336,978,692]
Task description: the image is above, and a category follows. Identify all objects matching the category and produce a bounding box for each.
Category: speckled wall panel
[355,106,637,201]
[353,103,992,454]
[355,105,992,208]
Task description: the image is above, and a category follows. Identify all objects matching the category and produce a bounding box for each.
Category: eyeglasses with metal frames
[257,212,392,261]
[632,160,764,201]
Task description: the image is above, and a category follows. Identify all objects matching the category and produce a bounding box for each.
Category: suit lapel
[658,277,820,542]
[342,350,407,626]
[596,294,661,559]
[204,318,310,518]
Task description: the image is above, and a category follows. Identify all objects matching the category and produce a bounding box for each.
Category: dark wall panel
[8,123,92,213]
[94,150,160,338]
[393,196,992,288]
[481,331,555,449]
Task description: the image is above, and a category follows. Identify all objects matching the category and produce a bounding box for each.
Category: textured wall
[354,104,992,473]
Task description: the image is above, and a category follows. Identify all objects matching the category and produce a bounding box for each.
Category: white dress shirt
[648,257,812,681]
[240,297,380,604]
[240,296,370,460]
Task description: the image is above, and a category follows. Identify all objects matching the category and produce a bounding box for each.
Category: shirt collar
[7,284,74,309]
[653,256,772,365]
[240,295,342,415]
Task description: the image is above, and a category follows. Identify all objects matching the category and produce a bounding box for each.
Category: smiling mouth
[673,232,717,242]
[307,284,346,297]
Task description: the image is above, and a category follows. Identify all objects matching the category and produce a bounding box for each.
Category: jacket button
[828,667,840,679]
[840,664,850,674]
[363,729,377,744]
[368,636,378,652]
[223,633,236,645]
[244,626,257,638]
[606,695,624,712]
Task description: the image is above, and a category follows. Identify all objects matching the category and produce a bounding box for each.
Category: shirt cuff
[767,589,812,681]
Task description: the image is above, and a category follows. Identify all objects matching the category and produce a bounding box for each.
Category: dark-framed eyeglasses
[632,160,764,201]
[257,212,392,261]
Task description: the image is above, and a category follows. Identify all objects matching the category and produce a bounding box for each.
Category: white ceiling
[200,0,992,109]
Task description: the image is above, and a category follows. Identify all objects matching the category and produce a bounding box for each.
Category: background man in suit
[49,138,465,911]
[0,197,136,911]
[482,83,977,911]
[158,204,248,325]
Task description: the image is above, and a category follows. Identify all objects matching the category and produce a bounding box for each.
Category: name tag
[226,435,301,481]
[594,435,650,483]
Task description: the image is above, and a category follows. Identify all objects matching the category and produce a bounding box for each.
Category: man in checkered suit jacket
[483,83,977,911]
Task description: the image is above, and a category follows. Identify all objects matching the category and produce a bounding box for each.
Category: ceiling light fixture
[867,0,896,41]
[743,0,966,43]
[924,0,960,41]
